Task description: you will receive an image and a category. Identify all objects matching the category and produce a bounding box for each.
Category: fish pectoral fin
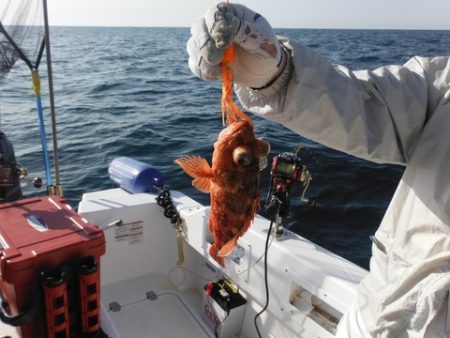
[175,156,213,193]
[193,177,211,193]
[217,235,239,258]
[175,156,213,177]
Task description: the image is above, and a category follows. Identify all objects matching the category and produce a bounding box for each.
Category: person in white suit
[187,3,450,337]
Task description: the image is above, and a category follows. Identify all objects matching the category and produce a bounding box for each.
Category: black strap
[0,288,42,327]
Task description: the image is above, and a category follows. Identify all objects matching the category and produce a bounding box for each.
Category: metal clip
[175,219,185,266]
[100,219,123,231]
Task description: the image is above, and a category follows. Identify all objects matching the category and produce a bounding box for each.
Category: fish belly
[208,185,259,264]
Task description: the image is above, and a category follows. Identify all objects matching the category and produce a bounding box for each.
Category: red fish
[176,46,269,265]
[175,121,269,265]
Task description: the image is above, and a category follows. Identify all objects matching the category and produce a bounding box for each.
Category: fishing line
[227,236,274,282]
[167,234,275,289]
[167,265,211,289]
[254,218,275,338]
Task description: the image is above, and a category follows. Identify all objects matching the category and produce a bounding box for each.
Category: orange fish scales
[175,121,267,265]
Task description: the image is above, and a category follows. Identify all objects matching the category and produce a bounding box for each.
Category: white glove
[187,3,286,88]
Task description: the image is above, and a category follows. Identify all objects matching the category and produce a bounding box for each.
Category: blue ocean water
[1,27,450,269]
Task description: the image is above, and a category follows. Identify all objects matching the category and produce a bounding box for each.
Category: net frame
[0,0,61,192]
[0,0,45,80]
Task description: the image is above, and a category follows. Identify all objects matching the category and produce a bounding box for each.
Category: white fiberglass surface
[101,273,211,338]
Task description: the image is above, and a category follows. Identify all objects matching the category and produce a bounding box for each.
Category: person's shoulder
[402,56,450,88]
[405,55,450,71]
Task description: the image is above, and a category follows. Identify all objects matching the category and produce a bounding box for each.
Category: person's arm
[237,40,431,165]
[187,3,433,165]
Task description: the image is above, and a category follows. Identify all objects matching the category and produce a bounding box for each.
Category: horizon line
[48,24,450,32]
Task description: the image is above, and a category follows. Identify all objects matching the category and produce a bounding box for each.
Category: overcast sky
[46,0,450,30]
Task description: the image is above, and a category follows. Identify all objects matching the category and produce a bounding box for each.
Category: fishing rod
[0,22,52,187]
[254,147,316,337]
[0,0,62,196]
[42,0,62,196]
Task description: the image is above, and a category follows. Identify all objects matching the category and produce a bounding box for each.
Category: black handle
[0,288,41,327]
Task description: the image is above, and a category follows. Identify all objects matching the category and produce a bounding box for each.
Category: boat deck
[101,273,211,338]
[0,273,212,338]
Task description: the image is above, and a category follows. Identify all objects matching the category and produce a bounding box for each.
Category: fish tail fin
[217,235,239,258]
[209,244,224,266]
[175,156,213,193]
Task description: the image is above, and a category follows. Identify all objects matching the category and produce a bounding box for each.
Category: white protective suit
[236,40,450,337]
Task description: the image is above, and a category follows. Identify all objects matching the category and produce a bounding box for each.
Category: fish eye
[233,146,252,166]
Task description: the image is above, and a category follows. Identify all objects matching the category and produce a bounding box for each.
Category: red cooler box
[0,196,105,338]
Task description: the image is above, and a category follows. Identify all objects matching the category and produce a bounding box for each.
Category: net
[0,0,61,192]
[0,0,44,83]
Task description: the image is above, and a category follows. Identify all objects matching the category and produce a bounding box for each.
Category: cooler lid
[0,196,103,265]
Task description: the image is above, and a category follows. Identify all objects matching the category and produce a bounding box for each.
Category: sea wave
[2,27,449,268]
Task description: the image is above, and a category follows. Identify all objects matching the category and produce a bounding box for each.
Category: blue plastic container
[108,157,164,193]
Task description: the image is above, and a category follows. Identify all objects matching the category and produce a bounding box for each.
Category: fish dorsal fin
[217,235,239,258]
[175,156,213,193]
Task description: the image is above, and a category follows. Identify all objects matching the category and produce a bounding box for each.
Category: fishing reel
[0,160,25,202]
[265,147,316,235]
[0,161,25,188]
[0,160,43,202]
[0,162,42,189]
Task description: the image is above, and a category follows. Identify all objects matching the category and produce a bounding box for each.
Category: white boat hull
[0,188,367,337]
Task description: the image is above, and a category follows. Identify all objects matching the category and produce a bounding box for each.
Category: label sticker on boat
[114,221,143,245]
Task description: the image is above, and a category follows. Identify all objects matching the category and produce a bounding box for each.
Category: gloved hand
[187,3,286,89]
